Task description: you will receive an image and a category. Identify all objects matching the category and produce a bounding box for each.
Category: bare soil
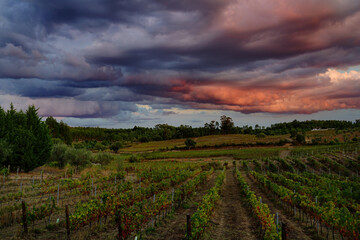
[207,166,258,240]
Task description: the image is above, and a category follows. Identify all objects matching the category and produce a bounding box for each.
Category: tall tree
[0,104,52,172]
[220,115,234,134]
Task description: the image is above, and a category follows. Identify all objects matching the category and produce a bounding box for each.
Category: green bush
[93,152,114,165]
[73,142,85,149]
[138,136,149,143]
[295,134,305,144]
[50,143,69,168]
[185,138,197,149]
[50,144,93,168]
[66,148,92,168]
[0,167,9,176]
[110,141,124,153]
[128,155,139,163]
[94,142,106,151]
[256,133,266,138]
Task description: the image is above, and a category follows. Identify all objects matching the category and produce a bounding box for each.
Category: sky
[0,0,360,128]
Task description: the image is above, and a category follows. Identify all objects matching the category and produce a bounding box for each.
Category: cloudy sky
[1,0,360,128]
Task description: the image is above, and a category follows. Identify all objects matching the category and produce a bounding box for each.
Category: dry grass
[120,134,290,152]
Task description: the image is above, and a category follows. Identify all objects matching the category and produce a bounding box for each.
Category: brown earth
[206,166,258,240]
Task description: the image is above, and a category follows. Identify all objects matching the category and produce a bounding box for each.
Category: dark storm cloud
[1,0,360,119]
[0,78,84,98]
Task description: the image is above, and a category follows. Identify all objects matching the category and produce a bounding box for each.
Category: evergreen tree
[0,104,52,172]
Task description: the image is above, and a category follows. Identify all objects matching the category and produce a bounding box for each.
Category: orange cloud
[166,68,360,114]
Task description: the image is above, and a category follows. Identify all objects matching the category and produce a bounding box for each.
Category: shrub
[73,142,85,149]
[185,138,197,149]
[139,136,149,143]
[93,152,114,165]
[110,141,124,153]
[50,143,69,168]
[256,133,266,138]
[66,148,92,168]
[128,155,139,163]
[295,134,305,144]
[94,142,106,151]
[0,167,9,176]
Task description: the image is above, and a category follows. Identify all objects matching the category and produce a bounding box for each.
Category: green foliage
[68,119,358,147]
[94,141,106,151]
[268,162,278,172]
[45,116,72,145]
[220,115,234,134]
[256,132,266,138]
[110,141,124,152]
[115,159,124,172]
[138,135,149,143]
[277,157,295,172]
[65,148,93,168]
[0,139,12,167]
[0,104,52,172]
[0,167,9,176]
[290,129,297,139]
[189,168,225,239]
[295,133,305,144]
[128,155,139,163]
[50,143,94,168]
[184,138,197,149]
[236,169,281,240]
[311,137,322,145]
[50,143,69,168]
[293,158,307,172]
[93,152,114,165]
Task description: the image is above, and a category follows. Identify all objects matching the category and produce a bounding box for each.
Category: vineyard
[0,144,359,240]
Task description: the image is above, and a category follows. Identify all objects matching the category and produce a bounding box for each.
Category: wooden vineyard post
[65,205,70,240]
[22,200,28,234]
[116,210,123,240]
[281,222,287,240]
[186,214,191,239]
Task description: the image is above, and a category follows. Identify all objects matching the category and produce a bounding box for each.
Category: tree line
[54,117,360,143]
[0,103,359,172]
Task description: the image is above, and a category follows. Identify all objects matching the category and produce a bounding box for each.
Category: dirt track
[208,167,258,240]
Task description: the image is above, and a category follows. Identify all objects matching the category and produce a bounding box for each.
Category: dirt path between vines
[207,167,258,240]
[141,170,218,240]
[242,172,319,240]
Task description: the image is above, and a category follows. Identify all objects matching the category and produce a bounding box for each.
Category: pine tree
[0,104,52,172]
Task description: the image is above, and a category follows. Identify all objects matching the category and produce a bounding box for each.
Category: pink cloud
[163,68,360,114]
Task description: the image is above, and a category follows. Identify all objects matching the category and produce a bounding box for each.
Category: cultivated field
[0,143,359,240]
[120,134,290,152]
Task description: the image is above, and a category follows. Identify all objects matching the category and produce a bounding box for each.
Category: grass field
[120,133,290,152]
[135,146,284,160]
